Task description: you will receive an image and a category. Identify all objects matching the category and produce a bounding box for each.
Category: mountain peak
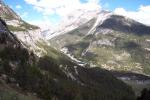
[45,8,101,39]
[86,10,112,35]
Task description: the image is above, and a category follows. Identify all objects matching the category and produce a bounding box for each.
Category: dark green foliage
[137,88,150,100]
[15,64,42,90]
[0,42,136,100]
[0,18,7,26]
[0,90,35,100]
[0,32,8,44]
[38,56,66,78]
[77,67,136,100]
[0,46,29,63]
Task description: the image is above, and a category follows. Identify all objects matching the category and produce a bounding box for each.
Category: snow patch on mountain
[87,11,112,35]
[44,9,100,39]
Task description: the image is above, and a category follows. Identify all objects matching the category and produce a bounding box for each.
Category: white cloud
[27,19,54,30]
[24,0,101,29]
[24,0,150,28]
[26,14,59,30]
[27,20,49,30]
[114,5,150,26]
[24,0,101,17]
[16,5,22,9]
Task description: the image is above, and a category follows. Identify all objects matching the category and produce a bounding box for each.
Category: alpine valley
[0,0,150,100]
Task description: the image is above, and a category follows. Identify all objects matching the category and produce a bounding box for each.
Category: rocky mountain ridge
[49,9,150,75]
[0,0,47,56]
[44,9,100,39]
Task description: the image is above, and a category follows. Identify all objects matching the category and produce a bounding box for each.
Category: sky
[4,0,150,28]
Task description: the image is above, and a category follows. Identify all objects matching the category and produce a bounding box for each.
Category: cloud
[24,0,101,29]
[24,0,150,28]
[114,5,150,26]
[27,17,55,30]
[16,5,22,9]
[24,0,101,17]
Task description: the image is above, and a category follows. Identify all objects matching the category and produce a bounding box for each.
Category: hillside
[48,10,150,96]
[49,10,150,75]
[0,0,46,56]
[0,17,136,100]
[0,0,39,31]
[0,0,150,99]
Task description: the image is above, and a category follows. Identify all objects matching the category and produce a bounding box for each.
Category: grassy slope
[48,20,150,97]
[7,21,39,32]
[0,39,136,100]
[55,28,150,75]
[0,80,39,100]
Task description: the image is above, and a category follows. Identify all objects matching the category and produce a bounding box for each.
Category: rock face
[0,0,21,20]
[0,0,46,56]
[0,18,20,47]
[49,10,150,75]
[13,29,46,56]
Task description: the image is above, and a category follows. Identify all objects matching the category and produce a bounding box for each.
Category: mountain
[0,0,46,56]
[0,17,137,100]
[44,9,100,39]
[48,9,150,94]
[0,0,21,20]
[0,1,149,99]
[0,17,40,100]
[0,0,39,31]
[49,10,150,76]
